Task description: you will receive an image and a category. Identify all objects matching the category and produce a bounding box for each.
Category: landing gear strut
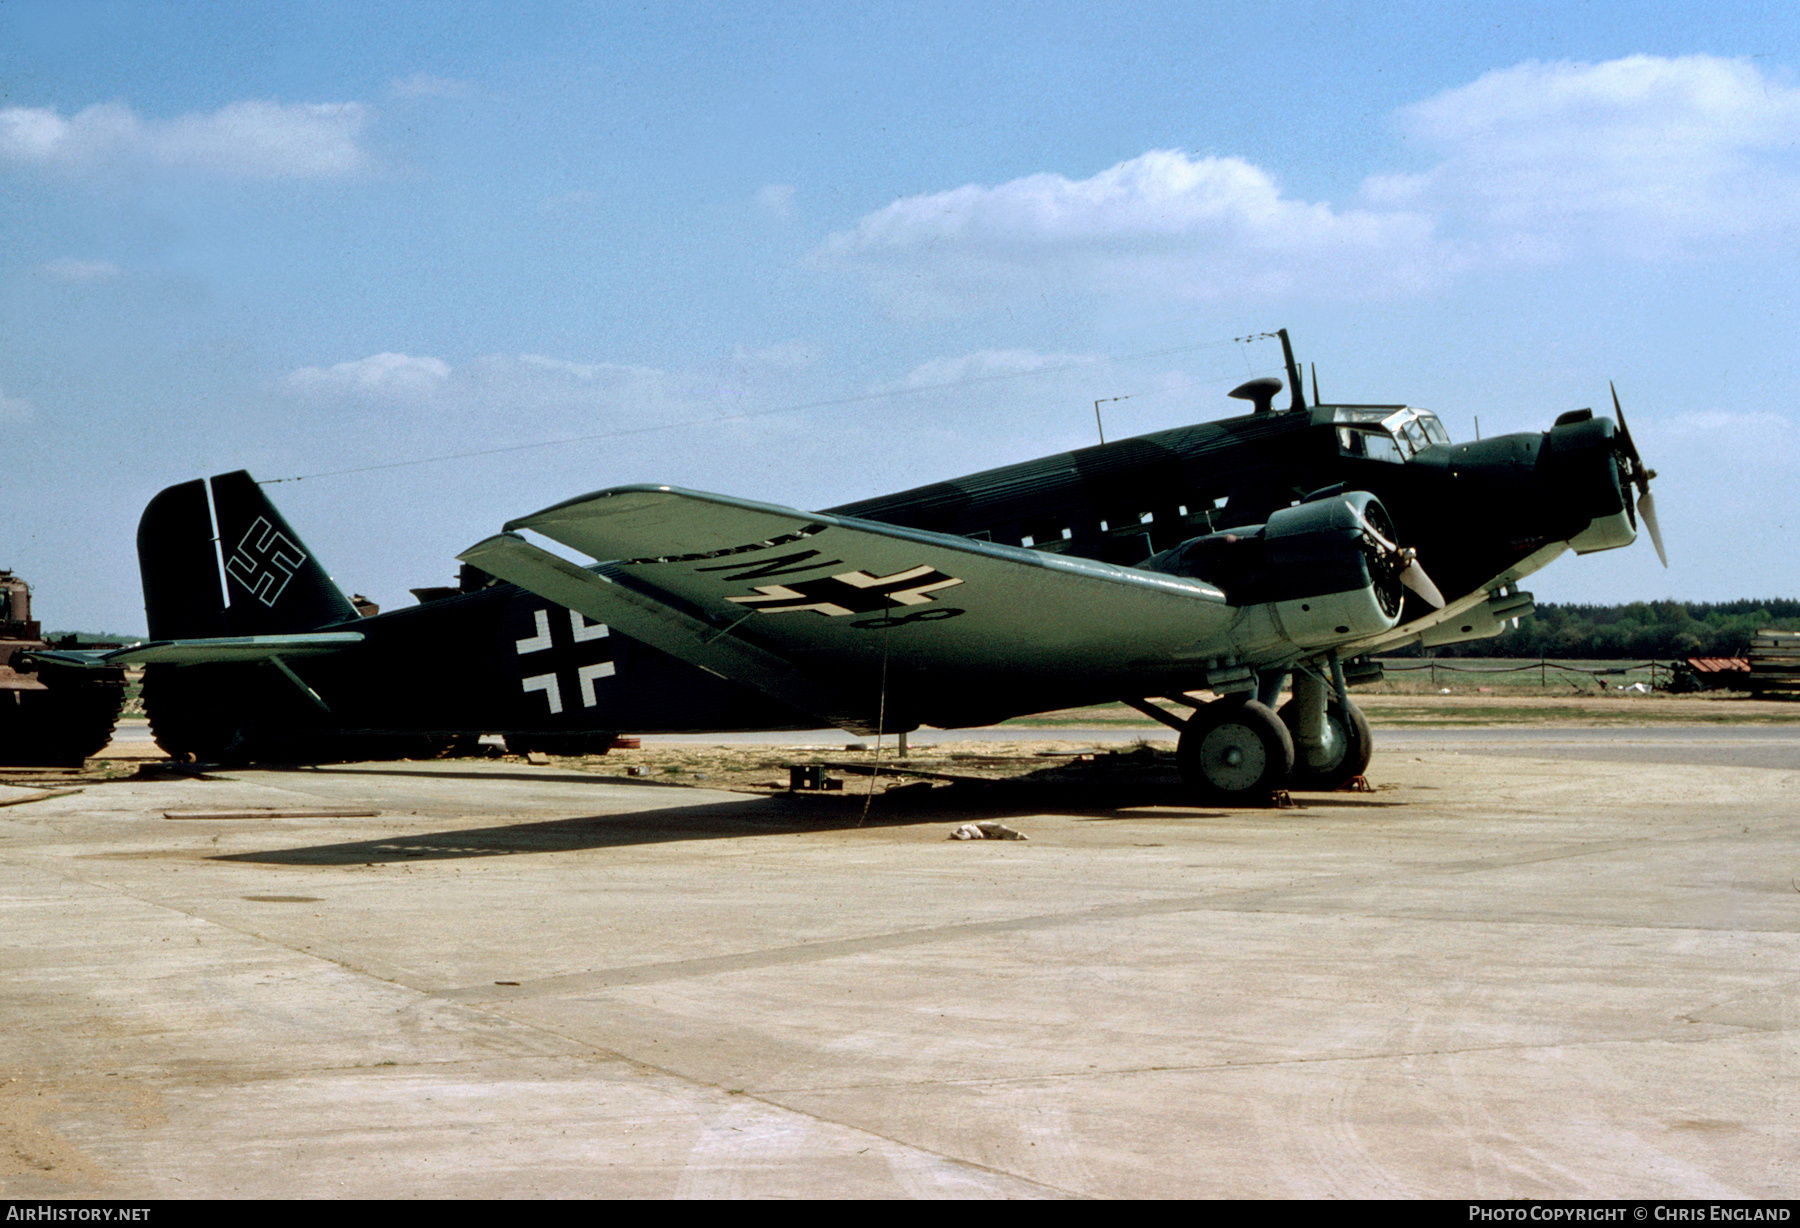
[1276,665,1373,791]
[1279,697,1371,790]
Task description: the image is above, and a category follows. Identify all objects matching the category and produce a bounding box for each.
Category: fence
[1377,659,1667,690]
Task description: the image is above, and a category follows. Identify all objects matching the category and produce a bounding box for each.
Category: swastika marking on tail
[225,517,308,607]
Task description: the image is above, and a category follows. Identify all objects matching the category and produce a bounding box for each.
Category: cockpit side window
[1334,406,1449,463]
[1338,426,1406,463]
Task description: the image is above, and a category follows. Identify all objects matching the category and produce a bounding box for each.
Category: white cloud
[0,99,370,178]
[816,149,1445,312]
[39,257,121,281]
[756,182,796,217]
[1367,55,1800,258]
[514,354,610,381]
[1660,408,1794,439]
[286,352,451,401]
[283,351,704,426]
[820,56,1800,314]
[510,353,675,388]
[884,348,1099,391]
[0,387,34,424]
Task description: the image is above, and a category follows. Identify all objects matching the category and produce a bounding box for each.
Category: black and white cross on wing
[723,564,964,617]
[509,599,616,717]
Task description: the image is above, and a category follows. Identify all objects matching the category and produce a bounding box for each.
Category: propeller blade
[1351,501,1441,605]
[1638,489,1668,568]
[1400,560,1446,609]
[1611,381,1664,563]
[1349,505,1398,554]
[1611,381,1650,495]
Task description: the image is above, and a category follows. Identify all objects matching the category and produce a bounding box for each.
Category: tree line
[1400,600,1800,660]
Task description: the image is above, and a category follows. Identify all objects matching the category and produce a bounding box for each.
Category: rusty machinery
[0,570,127,767]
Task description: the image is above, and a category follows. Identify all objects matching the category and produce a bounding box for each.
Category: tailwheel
[1278,697,1372,792]
[1177,696,1294,803]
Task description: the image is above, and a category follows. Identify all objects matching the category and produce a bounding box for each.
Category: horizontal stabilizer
[21,631,365,671]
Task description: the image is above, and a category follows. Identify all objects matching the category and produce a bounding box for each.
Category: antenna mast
[1277,329,1305,411]
[1093,395,1128,445]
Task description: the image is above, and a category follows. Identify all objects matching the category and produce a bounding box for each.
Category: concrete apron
[0,745,1795,1198]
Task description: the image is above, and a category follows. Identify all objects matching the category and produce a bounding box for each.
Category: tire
[1278,697,1372,792]
[1177,697,1294,802]
[142,665,262,764]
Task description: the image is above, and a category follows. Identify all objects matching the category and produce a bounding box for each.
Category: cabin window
[1018,519,1073,551]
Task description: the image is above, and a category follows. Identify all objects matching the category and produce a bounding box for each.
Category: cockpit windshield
[1332,405,1449,462]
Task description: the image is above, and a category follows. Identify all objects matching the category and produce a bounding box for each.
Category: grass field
[1362,656,1666,694]
[1001,659,1796,729]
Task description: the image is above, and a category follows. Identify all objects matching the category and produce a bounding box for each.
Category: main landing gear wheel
[142,665,258,765]
[1177,697,1294,803]
[1278,697,1372,792]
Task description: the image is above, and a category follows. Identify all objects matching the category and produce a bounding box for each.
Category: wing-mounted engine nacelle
[1145,491,1406,645]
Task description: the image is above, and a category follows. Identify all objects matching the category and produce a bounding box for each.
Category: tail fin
[137,471,358,639]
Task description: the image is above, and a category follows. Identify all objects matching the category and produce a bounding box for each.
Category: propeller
[1610,383,1667,568]
[1349,503,1446,610]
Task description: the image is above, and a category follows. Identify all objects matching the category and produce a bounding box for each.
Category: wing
[1337,542,1565,658]
[461,485,1247,729]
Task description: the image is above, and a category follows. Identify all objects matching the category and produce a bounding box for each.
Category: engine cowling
[1144,491,1406,645]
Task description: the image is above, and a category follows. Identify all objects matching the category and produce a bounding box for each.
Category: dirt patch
[550,739,1185,802]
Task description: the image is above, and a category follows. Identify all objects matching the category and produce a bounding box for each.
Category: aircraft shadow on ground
[215,778,1400,865]
[240,763,698,790]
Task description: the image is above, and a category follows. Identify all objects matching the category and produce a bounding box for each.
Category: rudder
[137,478,228,641]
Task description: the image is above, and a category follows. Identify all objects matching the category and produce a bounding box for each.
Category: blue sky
[3,1,1796,633]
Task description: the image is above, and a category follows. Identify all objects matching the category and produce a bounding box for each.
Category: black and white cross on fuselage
[514,606,614,716]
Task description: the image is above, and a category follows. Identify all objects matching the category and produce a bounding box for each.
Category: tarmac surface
[2,724,1797,1198]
